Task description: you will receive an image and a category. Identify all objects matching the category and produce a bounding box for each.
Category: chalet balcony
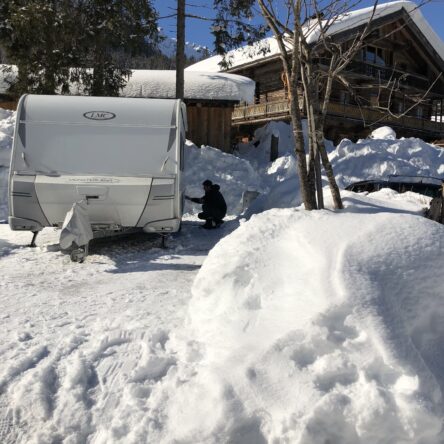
[321,59,432,91]
[232,100,444,138]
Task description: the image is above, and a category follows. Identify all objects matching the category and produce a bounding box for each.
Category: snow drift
[156,207,444,443]
[330,135,444,188]
[183,141,263,215]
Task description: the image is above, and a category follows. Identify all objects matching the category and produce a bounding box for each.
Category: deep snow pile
[330,135,444,188]
[0,109,14,222]
[183,140,263,215]
[148,205,444,443]
[236,121,444,214]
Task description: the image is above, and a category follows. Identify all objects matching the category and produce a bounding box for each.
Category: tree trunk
[318,71,343,210]
[317,131,343,210]
[301,62,322,209]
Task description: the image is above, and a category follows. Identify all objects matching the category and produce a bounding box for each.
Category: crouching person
[185,179,227,229]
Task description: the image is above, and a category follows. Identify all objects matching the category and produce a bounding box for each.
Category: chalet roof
[0,68,255,104]
[186,1,444,73]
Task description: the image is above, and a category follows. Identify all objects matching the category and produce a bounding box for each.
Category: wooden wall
[186,104,233,153]
[0,99,17,111]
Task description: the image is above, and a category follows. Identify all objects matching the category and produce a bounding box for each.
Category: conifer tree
[74,0,158,96]
[0,0,79,96]
[0,0,159,97]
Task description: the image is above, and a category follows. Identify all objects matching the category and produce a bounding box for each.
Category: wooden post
[175,0,185,100]
[224,107,232,152]
[199,106,208,147]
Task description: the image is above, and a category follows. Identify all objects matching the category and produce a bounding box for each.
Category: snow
[1,189,443,443]
[187,1,444,72]
[238,120,444,198]
[0,109,15,223]
[186,36,282,73]
[121,70,254,103]
[0,68,255,103]
[164,206,444,443]
[157,30,209,60]
[370,126,397,140]
[330,135,444,188]
[183,141,263,215]
[1,108,444,442]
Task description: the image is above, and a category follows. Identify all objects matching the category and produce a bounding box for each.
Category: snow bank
[331,135,444,188]
[370,126,397,140]
[158,207,444,443]
[0,109,14,222]
[238,121,444,213]
[183,141,262,215]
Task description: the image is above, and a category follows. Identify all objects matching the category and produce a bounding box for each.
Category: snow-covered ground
[1,111,444,443]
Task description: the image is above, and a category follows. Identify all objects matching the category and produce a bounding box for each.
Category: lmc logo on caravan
[83,111,116,121]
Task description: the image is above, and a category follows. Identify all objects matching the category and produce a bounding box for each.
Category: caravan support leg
[30,231,39,248]
[160,234,168,249]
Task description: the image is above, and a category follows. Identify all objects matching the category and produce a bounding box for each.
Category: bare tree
[254,0,386,210]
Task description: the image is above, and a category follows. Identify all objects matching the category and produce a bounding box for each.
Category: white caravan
[9,94,186,249]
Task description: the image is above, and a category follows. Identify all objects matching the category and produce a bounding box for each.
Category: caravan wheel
[70,248,86,263]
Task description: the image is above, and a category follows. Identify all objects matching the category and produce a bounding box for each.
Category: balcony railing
[233,100,290,121]
[327,101,444,133]
[233,100,444,134]
[319,59,432,91]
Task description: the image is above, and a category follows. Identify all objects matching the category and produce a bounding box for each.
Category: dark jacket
[191,184,227,219]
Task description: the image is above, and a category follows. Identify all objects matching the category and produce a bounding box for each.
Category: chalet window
[340,91,350,104]
[255,82,261,104]
[416,106,423,119]
[361,46,385,66]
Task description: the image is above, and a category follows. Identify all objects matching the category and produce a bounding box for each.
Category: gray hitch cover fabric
[60,201,93,249]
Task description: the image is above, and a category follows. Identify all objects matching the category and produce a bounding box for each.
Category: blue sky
[155,0,444,50]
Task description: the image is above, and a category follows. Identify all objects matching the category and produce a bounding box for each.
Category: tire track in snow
[0,394,14,444]
[0,345,49,394]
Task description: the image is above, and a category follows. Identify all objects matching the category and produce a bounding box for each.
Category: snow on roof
[186,1,444,72]
[122,70,254,103]
[0,68,255,104]
[0,65,17,95]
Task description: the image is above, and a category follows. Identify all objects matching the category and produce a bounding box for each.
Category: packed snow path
[0,219,237,443]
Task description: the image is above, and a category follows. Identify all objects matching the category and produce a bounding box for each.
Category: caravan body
[9,95,186,235]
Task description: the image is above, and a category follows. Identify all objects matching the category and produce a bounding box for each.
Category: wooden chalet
[188,2,444,144]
